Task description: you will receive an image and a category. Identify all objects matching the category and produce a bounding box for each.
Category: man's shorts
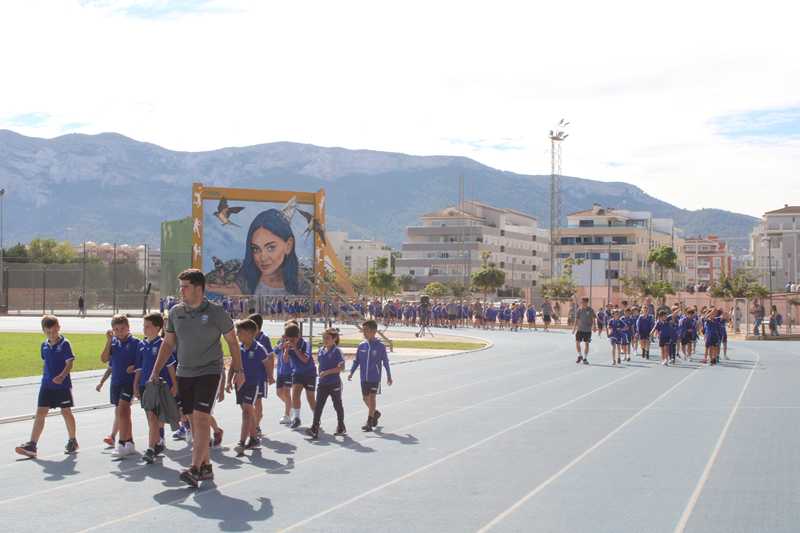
[38,387,74,409]
[361,381,380,396]
[177,374,220,415]
[543,315,552,324]
[236,383,259,406]
[575,331,591,343]
[292,373,317,392]
[638,334,650,342]
[276,375,293,389]
[110,383,133,406]
[448,314,457,321]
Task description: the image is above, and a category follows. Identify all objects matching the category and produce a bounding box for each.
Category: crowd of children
[14,314,394,487]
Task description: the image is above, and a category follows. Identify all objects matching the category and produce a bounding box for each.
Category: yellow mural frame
[191,182,354,297]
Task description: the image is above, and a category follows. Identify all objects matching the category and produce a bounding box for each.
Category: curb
[0,401,116,425]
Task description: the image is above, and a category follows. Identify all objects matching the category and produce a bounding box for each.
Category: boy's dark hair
[178,268,205,291]
[657,310,667,318]
[236,319,258,333]
[284,324,300,338]
[687,309,695,315]
[362,319,378,331]
[581,297,589,303]
[41,315,59,330]
[323,327,341,345]
[248,313,264,330]
[143,312,164,330]
[111,314,130,327]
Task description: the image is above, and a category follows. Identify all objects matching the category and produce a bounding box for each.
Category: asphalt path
[0,326,795,533]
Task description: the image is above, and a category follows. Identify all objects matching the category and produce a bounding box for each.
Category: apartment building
[395,201,550,293]
[683,235,732,287]
[326,231,392,275]
[750,205,800,290]
[556,204,685,290]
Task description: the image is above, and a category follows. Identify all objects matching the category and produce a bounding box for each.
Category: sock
[159,428,165,439]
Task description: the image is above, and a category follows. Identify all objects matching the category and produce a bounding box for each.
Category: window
[612,236,628,244]
[605,269,619,279]
[557,253,571,259]
[609,252,621,261]
[579,220,594,227]
[499,261,505,268]
[560,237,576,245]
[500,246,505,252]
[531,235,537,242]
[409,269,415,275]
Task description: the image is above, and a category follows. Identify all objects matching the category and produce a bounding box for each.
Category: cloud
[712,107,800,140]
[1,0,799,219]
[2,112,51,128]
[79,0,232,19]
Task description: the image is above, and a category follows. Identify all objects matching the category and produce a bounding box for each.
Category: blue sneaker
[172,426,187,440]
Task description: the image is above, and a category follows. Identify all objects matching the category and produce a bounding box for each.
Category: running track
[0,327,796,532]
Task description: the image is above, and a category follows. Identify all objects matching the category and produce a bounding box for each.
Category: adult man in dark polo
[150,269,244,487]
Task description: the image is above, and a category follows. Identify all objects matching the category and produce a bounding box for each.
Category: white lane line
[1,347,573,505]
[476,367,700,532]
[276,369,643,533]
[673,349,761,533]
[0,340,563,469]
[75,365,594,532]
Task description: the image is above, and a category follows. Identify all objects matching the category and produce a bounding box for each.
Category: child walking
[308,328,346,439]
[15,316,78,458]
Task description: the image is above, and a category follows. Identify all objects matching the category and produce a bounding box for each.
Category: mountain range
[0,129,758,256]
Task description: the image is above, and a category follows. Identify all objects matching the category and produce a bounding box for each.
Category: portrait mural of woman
[203,198,313,297]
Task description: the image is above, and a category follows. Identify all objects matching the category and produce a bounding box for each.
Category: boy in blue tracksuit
[101,315,141,457]
[607,310,626,366]
[308,328,347,439]
[348,320,393,432]
[15,315,78,459]
[678,309,697,361]
[526,305,537,331]
[635,308,655,360]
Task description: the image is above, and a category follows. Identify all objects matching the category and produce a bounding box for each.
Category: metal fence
[1,257,155,316]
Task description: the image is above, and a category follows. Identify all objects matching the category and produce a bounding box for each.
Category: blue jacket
[635,315,654,336]
[350,339,391,383]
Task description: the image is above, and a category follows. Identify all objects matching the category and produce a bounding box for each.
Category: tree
[27,238,77,264]
[709,271,769,299]
[540,276,577,301]
[397,274,415,291]
[621,275,675,300]
[350,272,370,297]
[423,282,449,298]
[647,245,678,281]
[368,256,397,302]
[471,251,505,300]
[447,281,471,299]
[3,243,29,263]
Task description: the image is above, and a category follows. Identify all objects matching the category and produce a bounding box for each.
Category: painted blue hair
[237,209,299,294]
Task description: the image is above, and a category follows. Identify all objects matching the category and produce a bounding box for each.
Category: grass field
[0,333,486,379]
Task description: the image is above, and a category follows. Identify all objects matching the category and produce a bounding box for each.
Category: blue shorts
[110,383,134,405]
[236,383,259,406]
[361,381,380,396]
[276,375,292,389]
[38,387,74,409]
[257,381,267,399]
[292,373,317,392]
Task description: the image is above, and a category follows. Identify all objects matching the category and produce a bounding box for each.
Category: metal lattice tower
[549,120,569,278]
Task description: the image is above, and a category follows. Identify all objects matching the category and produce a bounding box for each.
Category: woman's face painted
[250,227,293,282]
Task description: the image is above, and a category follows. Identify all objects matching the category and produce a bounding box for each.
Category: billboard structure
[191,183,354,300]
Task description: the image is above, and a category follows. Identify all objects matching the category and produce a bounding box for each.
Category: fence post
[42,266,46,315]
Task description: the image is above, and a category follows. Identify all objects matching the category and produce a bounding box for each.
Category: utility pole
[0,188,5,312]
[549,120,569,280]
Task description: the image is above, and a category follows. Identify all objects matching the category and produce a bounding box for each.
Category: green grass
[0,332,487,379]
[0,333,110,379]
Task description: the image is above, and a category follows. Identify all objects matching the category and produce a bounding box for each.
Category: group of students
[14,313,394,467]
[594,302,730,367]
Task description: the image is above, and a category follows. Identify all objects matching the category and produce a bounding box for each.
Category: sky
[1,0,799,218]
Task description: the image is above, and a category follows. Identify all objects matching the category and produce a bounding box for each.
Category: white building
[327,231,392,275]
[395,201,550,292]
[750,205,800,291]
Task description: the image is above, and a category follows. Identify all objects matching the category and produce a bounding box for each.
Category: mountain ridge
[0,130,758,255]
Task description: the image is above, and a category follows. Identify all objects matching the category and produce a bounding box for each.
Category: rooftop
[765,205,800,215]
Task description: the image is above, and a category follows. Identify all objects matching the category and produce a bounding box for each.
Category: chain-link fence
[2,256,156,316]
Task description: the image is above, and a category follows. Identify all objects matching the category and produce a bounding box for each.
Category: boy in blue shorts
[15,315,78,459]
[133,312,177,464]
[228,320,271,456]
[652,310,674,366]
[348,320,393,431]
[248,313,274,437]
[607,310,626,366]
[284,323,317,429]
[636,307,655,360]
[101,315,141,458]
[274,326,295,424]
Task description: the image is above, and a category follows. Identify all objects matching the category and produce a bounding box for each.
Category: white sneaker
[112,443,125,457]
[124,441,136,456]
[186,430,193,445]
[279,415,291,424]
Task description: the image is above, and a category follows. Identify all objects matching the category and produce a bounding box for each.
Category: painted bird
[214,197,245,227]
[296,206,326,244]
